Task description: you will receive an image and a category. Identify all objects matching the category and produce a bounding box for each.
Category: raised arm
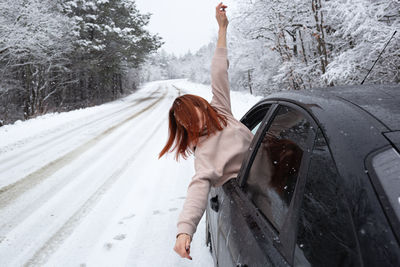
[210,3,232,115]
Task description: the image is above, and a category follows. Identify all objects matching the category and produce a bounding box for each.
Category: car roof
[321,84,400,131]
[262,84,400,132]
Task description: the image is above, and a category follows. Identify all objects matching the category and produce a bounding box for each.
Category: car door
[207,102,273,266]
[215,103,317,266]
[293,128,362,267]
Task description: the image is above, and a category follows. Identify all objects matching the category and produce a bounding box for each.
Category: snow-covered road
[0,79,261,267]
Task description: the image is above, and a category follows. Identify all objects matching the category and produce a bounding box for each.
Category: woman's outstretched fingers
[216,2,228,13]
[216,2,222,12]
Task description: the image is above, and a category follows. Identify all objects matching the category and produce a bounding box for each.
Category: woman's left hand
[174,233,193,260]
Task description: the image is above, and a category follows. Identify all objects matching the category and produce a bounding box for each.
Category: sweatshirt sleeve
[176,171,212,238]
[210,47,232,115]
[176,151,221,238]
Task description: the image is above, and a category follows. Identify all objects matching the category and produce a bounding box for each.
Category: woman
[159,2,254,260]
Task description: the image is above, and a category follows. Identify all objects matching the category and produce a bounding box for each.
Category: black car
[205,84,400,267]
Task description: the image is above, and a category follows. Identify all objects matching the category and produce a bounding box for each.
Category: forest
[0,0,162,125]
[144,0,399,94]
[1,0,399,126]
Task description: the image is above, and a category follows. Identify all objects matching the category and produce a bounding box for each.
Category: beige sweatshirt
[176,47,254,238]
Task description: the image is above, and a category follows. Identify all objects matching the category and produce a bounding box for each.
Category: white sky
[135,0,237,57]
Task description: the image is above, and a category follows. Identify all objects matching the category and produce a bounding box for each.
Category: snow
[0,79,262,266]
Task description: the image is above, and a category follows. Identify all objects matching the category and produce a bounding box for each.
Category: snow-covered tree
[226,0,399,94]
[0,0,74,118]
[227,0,332,92]
[323,0,399,84]
[139,49,177,82]
[62,0,162,103]
[62,0,161,68]
[140,42,215,85]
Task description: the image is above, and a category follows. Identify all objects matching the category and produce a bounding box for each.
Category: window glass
[244,106,312,230]
[294,129,361,267]
[251,121,262,134]
[242,104,271,133]
[371,148,400,225]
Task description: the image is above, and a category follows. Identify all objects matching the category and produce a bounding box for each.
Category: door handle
[237,264,248,267]
[210,195,219,212]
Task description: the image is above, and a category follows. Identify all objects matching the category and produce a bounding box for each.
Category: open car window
[242,105,313,231]
[240,103,271,133]
[251,120,263,135]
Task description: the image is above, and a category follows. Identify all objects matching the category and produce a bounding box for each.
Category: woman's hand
[174,233,192,260]
[215,2,228,29]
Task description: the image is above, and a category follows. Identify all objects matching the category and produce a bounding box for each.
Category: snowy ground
[0,79,262,267]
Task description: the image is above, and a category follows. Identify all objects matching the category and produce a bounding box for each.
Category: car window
[241,104,271,133]
[244,105,313,231]
[251,121,262,134]
[370,147,400,231]
[294,129,361,267]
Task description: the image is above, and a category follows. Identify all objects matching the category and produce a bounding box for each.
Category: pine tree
[62,0,162,103]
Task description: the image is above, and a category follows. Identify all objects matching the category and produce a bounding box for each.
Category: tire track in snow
[0,87,163,174]
[0,85,163,156]
[23,93,173,267]
[0,92,159,156]
[171,84,183,96]
[0,89,167,210]
[0,90,170,241]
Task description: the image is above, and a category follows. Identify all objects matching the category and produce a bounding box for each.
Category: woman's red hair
[159,94,228,160]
